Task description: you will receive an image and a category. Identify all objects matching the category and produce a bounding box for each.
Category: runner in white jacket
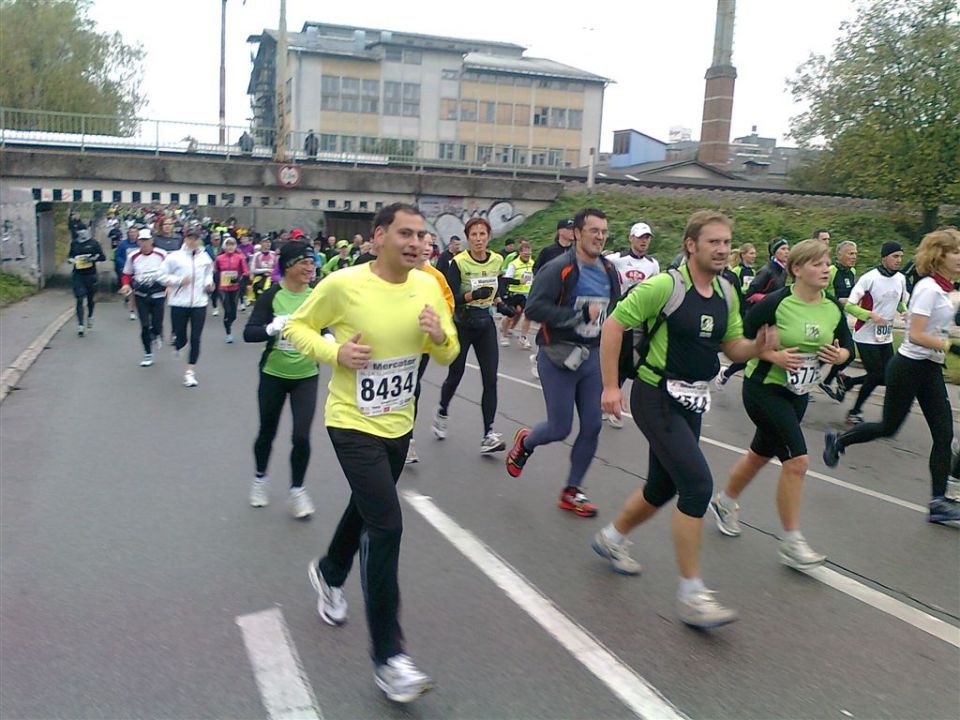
[160,228,214,387]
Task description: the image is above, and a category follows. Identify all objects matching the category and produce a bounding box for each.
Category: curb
[0,305,74,405]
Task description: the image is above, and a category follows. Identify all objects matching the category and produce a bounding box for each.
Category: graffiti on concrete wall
[1,218,27,262]
[0,187,40,282]
[419,196,526,248]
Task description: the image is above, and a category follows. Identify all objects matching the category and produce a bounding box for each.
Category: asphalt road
[1,297,958,720]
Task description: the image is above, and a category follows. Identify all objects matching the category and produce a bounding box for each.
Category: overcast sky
[88,0,857,151]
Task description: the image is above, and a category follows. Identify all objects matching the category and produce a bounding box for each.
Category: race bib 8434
[356,355,419,417]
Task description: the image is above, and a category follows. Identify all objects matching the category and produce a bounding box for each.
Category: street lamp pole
[273,0,288,162]
[219,0,227,145]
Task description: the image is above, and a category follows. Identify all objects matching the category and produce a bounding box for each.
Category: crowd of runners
[68,202,960,704]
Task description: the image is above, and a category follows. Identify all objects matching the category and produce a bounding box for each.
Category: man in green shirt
[596,210,777,629]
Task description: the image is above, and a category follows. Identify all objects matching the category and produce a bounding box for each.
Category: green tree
[0,0,145,133]
[787,0,960,234]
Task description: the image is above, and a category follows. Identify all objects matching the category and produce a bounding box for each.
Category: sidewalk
[0,287,74,370]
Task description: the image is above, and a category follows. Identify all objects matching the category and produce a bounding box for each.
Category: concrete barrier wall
[0,186,40,284]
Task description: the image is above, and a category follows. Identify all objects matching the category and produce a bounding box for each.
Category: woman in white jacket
[161,228,215,387]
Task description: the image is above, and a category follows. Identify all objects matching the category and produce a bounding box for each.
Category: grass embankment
[0,271,37,306]
[501,193,958,267]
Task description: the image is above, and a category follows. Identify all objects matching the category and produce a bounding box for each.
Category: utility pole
[273,0,288,162]
[219,0,227,145]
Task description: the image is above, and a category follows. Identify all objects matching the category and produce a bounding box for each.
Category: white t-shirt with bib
[899,277,953,363]
[848,268,909,345]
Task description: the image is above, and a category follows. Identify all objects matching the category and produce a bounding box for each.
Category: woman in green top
[711,239,853,569]
[244,241,321,519]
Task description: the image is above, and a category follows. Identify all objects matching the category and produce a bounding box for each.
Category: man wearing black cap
[837,241,909,423]
[533,218,575,274]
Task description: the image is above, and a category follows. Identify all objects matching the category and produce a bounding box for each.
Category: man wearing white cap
[607,222,660,296]
[603,222,660,427]
[121,229,168,366]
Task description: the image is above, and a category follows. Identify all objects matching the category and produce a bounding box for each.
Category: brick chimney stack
[697,0,737,168]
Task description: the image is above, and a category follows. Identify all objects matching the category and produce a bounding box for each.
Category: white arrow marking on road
[402,489,687,720]
[236,607,323,720]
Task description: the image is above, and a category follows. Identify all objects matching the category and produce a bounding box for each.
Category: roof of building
[611,129,668,147]
[462,53,610,84]
[601,158,740,180]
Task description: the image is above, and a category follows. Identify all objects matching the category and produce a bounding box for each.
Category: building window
[361,137,379,153]
[132,191,141,203]
[53,189,62,201]
[320,134,337,152]
[548,149,564,167]
[327,199,336,208]
[439,142,455,161]
[476,145,493,163]
[112,190,122,202]
[613,132,630,155]
[384,81,401,115]
[73,189,83,201]
[512,148,528,165]
[550,107,567,129]
[359,201,368,210]
[441,98,458,120]
[403,49,422,64]
[401,139,417,156]
[402,83,420,117]
[93,190,103,202]
[344,200,352,210]
[481,101,496,123]
[479,73,497,84]
[321,75,340,111]
[342,77,360,97]
[531,151,546,166]
[207,194,216,205]
[375,201,384,210]
[441,69,459,80]
[362,79,379,113]
[341,96,359,112]
[189,193,198,205]
[243,196,252,206]
[151,192,161,202]
[497,146,511,163]
[341,136,357,153]
[461,71,479,82]
[384,47,402,62]
[568,109,583,130]
[311,198,320,208]
[170,191,180,203]
[460,99,477,121]
[534,106,549,126]
[497,103,513,125]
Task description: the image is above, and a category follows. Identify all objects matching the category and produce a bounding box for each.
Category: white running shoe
[288,488,315,519]
[604,412,623,429]
[374,654,434,704]
[225,334,234,344]
[714,368,728,391]
[405,439,419,464]
[139,353,154,367]
[480,431,506,454]
[500,335,511,347]
[591,530,641,575]
[129,310,136,321]
[249,477,269,507]
[778,535,826,569]
[212,308,220,317]
[519,336,531,350]
[307,558,348,626]
[529,353,539,379]
[183,370,198,387]
[154,336,163,351]
[77,325,85,336]
[86,316,94,329]
[709,496,741,537]
[431,408,448,440]
[677,588,739,628]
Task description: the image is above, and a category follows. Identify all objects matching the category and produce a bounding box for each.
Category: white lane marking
[470,363,926,514]
[236,607,323,720]
[402,489,687,720]
[801,566,960,648]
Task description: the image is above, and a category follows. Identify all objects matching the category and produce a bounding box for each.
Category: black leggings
[135,295,165,353]
[170,307,206,364]
[72,274,97,325]
[631,379,712,518]
[743,378,809,461]
[220,289,239,333]
[439,319,499,434]
[413,353,430,422]
[837,354,952,497]
[319,427,410,664]
[722,361,747,380]
[254,373,318,488]
[848,343,893,414]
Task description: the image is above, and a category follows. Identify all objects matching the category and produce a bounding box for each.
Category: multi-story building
[247,22,609,168]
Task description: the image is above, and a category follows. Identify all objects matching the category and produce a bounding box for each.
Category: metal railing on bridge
[0,107,570,179]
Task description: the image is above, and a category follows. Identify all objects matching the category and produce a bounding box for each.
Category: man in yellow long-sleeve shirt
[284,203,458,704]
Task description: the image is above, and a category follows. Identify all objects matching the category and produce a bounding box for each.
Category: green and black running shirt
[744,286,853,387]
[611,264,743,387]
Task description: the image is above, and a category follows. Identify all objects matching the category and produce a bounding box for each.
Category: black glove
[948,343,960,357]
[496,302,516,318]
[471,286,494,301]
